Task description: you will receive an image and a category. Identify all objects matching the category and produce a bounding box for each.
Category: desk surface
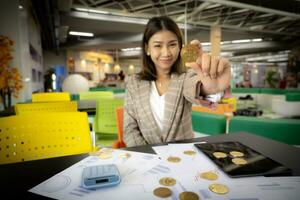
[1,132,299,199]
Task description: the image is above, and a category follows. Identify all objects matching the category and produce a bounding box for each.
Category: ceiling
[31,0,300,62]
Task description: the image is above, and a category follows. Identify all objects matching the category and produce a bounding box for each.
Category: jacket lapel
[162,73,184,141]
[138,80,163,140]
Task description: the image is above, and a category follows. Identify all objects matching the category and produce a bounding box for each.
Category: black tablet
[194,141,292,178]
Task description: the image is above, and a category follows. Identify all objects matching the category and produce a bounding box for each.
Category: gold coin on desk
[209,183,229,195]
[181,44,200,65]
[213,152,227,159]
[200,171,218,181]
[229,151,244,157]
[232,158,247,165]
[183,150,197,155]
[179,191,199,200]
[153,187,172,198]
[167,156,181,163]
[118,152,131,158]
[98,152,112,159]
[101,148,114,153]
[159,177,177,186]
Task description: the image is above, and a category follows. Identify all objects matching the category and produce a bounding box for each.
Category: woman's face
[146,30,180,72]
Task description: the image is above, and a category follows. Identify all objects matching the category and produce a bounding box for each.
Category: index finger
[190,40,203,55]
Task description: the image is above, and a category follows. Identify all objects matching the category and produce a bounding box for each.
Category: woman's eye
[154,45,161,48]
[170,43,177,47]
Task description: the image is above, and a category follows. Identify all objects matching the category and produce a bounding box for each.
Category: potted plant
[0,35,23,110]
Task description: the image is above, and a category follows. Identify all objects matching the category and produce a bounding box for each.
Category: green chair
[93,98,124,147]
[229,116,300,145]
[79,91,114,100]
[191,111,226,136]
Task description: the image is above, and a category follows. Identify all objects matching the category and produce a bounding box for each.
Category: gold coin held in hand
[229,151,244,157]
[209,183,229,195]
[167,156,181,163]
[183,150,197,155]
[232,158,247,165]
[153,187,172,198]
[159,177,177,186]
[213,152,227,159]
[200,171,218,181]
[179,191,200,200]
[181,44,199,65]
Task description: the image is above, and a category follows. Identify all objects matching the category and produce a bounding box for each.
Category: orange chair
[113,107,126,148]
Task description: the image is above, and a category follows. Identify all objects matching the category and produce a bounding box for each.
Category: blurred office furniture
[62,74,89,94]
[14,101,78,115]
[93,98,124,147]
[229,116,300,145]
[79,91,114,100]
[0,112,93,165]
[32,92,70,102]
[192,111,226,136]
[113,107,126,148]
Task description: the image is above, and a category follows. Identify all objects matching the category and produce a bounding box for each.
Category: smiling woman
[123,16,231,147]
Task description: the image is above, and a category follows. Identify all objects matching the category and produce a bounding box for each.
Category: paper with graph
[30,144,300,200]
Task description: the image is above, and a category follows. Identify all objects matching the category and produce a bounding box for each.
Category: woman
[124,16,231,147]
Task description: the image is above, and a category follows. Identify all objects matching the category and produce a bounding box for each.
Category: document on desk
[30,145,300,200]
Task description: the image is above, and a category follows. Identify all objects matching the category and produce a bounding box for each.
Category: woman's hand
[185,40,231,95]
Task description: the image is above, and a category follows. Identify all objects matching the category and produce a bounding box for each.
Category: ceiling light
[232,39,251,43]
[18,5,23,10]
[69,31,94,37]
[251,38,262,42]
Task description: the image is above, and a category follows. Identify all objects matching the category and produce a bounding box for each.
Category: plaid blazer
[124,69,201,147]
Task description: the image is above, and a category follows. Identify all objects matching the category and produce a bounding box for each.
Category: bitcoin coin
[167,156,181,163]
[181,44,199,65]
[98,152,112,159]
[232,158,247,165]
[200,171,218,181]
[118,152,131,158]
[153,187,172,198]
[159,177,176,186]
[183,150,197,155]
[179,191,199,200]
[229,151,244,157]
[209,183,229,195]
[213,152,227,158]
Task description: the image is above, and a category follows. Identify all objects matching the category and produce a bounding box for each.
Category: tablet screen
[194,141,292,178]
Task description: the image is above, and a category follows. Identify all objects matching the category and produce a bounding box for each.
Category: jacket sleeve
[182,69,203,104]
[123,76,147,147]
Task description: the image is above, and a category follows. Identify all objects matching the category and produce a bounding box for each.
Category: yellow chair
[15,101,78,115]
[32,92,70,102]
[93,98,124,147]
[79,91,114,100]
[0,112,93,165]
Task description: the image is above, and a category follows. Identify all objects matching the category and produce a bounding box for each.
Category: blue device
[81,164,121,189]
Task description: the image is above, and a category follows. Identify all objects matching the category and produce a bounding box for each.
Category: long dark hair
[139,16,184,81]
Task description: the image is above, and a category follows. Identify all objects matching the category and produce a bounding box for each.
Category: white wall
[0,0,43,109]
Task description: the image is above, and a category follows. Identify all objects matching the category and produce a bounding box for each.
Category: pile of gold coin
[180,44,199,65]
[183,150,197,156]
[167,156,181,163]
[229,151,244,157]
[213,152,227,159]
[98,148,114,159]
[208,183,229,195]
[153,187,172,198]
[200,171,218,181]
[232,157,247,165]
[159,177,176,186]
[118,152,131,158]
[179,191,199,200]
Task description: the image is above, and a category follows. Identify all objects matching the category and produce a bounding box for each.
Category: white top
[150,81,165,131]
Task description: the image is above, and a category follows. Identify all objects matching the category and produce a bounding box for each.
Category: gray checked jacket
[124,69,201,147]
